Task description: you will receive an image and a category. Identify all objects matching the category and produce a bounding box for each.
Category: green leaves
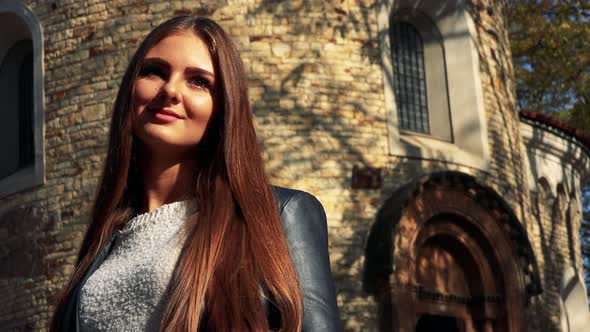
[507,0,590,126]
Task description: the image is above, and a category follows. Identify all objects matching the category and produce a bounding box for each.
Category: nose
[159,77,181,105]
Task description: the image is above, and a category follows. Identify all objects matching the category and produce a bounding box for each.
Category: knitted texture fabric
[79,200,196,331]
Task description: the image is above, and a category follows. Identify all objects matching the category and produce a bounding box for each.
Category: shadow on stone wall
[1,0,573,330]
[246,1,494,330]
[0,205,59,329]
[466,5,568,332]
[246,3,384,326]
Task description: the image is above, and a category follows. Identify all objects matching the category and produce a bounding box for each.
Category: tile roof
[519,110,590,152]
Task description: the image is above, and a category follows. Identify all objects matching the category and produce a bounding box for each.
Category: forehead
[144,31,214,75]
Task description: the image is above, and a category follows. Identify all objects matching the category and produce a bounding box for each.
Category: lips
[147,107,184,123]
[149,107,184,119]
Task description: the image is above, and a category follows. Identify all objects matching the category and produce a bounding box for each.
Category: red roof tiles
[519,110,590,152]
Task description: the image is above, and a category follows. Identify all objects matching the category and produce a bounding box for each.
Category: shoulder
[271,185,327,235]
[271,186,325,216]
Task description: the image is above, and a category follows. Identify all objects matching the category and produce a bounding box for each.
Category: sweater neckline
[118,199,196,235]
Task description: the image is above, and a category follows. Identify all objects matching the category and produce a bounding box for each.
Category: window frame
[0,1,45,198]
[377,0,489,170]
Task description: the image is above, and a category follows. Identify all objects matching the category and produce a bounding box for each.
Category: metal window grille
[390,22,430,134]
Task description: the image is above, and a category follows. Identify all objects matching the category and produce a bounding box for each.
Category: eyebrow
[142,57,215,79]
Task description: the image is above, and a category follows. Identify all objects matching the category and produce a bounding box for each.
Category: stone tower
[1,0,588,331]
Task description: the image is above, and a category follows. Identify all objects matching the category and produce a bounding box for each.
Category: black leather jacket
[59,186,342,331]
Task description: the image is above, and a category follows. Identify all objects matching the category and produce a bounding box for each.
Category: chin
[136,133,199,154]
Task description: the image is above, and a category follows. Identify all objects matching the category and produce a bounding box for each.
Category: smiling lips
[149,107,184,123]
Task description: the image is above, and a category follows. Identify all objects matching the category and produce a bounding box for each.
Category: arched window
[0,1,44,197]
[390,22,429,134]
[19,48,35,168]
[0,40,34,178]
[386,9,452,142]
[378,2,489,170]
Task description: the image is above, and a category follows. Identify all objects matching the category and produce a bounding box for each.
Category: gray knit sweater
[79,200,196,332]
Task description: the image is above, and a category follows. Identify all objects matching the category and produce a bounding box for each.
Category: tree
[507,0,590,118]
[506,0,590,300]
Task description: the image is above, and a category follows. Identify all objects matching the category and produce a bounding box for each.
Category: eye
[138,65,166,79]
[188,76,212,90]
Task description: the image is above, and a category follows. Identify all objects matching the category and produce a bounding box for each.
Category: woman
[50,16,341,331]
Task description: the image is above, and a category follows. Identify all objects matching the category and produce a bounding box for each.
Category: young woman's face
[132,31,216,153]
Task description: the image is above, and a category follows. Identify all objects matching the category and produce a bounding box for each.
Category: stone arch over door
[364,171,542,332]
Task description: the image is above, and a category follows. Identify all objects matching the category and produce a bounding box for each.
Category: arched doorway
[364,172,542,332]
[412,215,505,332]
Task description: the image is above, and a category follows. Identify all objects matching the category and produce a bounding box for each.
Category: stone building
[0,0,589,331]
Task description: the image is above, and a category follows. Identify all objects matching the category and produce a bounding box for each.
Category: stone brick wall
[520,119,590,332]
[0,0,586,331]
[529,188,575,332]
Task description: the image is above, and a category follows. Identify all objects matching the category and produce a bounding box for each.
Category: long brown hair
[50,16,302,331]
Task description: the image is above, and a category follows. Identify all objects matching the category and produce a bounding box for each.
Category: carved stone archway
[364,171,542,332]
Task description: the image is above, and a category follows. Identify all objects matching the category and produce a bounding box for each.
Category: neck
[138,146,196,213]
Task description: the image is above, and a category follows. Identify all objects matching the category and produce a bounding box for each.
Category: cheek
[186,94,215,123]
[133,79,160,110]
